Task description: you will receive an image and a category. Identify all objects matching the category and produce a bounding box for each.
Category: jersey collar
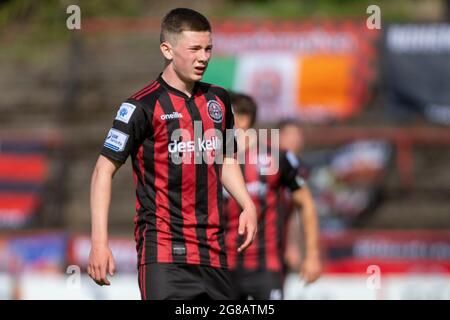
[157,73,199,100]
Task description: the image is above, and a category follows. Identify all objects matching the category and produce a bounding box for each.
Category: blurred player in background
[277,119,311,274]
[88,8,257,300]
[223,93,321,300]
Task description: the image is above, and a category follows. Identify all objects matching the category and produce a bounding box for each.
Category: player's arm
[88,155,120,286]
[218,88,257,253]
[222,157,257,253]
[88,99,148,286]
[280,151,321,284]
[284,212,302,271]
[292,186,322,284]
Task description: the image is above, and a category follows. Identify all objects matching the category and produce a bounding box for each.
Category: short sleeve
[100,99,149,164]
[222,91,238,157]
[279,151,308,192]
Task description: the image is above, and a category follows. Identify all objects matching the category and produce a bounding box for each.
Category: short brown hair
[160,8,211,44]
[277,118,302,131]
[229,92,258,127]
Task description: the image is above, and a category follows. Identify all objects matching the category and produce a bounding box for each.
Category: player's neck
[161,66,195,97]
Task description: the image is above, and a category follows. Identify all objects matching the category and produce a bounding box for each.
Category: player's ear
[160,42,173,61]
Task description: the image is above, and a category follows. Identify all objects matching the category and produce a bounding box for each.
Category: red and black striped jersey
[223,145,306,272]
[100,74,237,269]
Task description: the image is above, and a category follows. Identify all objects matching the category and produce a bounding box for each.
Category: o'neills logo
[168,136,220,153]
[161,112,183,120]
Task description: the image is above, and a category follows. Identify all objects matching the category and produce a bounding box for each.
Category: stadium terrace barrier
[0,230,448,299]
[301,126,450,190]
[0,134,61,229]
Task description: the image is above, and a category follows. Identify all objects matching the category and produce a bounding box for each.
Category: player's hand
[300,255,322,285]
[237,204,257,253]
[87,244,116,286]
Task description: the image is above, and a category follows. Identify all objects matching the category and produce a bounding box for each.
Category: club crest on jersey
[207,100,223,123]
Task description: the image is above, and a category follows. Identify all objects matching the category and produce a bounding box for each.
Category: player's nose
[197,49,210,62]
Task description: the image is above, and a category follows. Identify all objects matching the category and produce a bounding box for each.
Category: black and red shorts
[230,270,284,300]
[138,263,236,300]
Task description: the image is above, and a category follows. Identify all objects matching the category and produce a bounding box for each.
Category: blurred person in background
[277,119,313,275]
[88,8,257,300]
[223,93,321,300]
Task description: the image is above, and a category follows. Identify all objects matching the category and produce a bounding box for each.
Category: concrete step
[359,197,450,229]
[64,159,136,233]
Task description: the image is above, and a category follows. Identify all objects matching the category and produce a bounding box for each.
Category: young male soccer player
[88,8,257,300]
[223,93,321,300]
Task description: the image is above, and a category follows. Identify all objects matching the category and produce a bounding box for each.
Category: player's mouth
[194,66,206,75]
